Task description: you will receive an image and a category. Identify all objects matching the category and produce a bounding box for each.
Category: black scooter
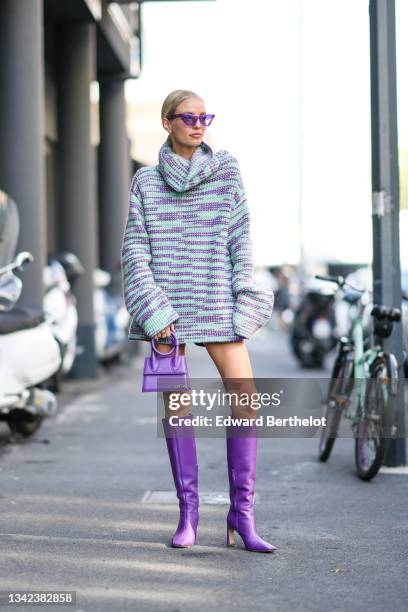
[290,286,337,368]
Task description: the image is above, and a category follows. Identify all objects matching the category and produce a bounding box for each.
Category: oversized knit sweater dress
[121,135,274,347]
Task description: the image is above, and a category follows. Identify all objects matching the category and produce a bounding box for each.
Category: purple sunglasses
[168,113,215,127]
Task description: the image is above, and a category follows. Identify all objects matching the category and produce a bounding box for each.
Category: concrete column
[0,0,46,308]
[98,80,130,295]
[57,23,98,379]
[369,0,406,466]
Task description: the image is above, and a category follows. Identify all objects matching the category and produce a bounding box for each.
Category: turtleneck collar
[157,135,221,192]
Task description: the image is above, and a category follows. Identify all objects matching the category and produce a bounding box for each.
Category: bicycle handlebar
[314,274,365,294]
[314,275,404,331]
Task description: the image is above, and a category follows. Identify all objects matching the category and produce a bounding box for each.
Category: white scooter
[43,255,82,386]
[0,251,61,436]
[94,268,130,363]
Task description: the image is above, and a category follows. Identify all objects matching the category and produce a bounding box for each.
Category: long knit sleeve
[227,160,274,338]
[121,174,180,338]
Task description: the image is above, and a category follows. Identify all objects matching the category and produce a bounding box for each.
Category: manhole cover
[141,491,259,504]
[200,492,230,505]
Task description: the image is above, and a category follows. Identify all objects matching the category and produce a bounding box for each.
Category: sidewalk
[0,329,407,611]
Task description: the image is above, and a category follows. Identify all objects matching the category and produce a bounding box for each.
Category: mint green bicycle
[316,274,402,481]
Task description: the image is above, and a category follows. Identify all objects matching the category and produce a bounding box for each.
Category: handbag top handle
[150,330,179,357]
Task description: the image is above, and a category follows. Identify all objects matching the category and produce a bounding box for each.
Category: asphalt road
[1,326,407,612]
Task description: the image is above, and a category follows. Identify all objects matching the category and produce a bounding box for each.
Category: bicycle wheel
[354,360,392,481]
[318,356,351,461]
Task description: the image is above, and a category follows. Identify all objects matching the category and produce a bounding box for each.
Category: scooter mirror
[14,251,34,271]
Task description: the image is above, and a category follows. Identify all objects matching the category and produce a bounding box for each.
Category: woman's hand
[153,322,176,341]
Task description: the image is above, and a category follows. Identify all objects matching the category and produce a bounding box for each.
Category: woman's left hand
[153,322,175,341]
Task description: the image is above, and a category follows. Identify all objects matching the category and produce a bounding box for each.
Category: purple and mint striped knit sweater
[121,134,274,346]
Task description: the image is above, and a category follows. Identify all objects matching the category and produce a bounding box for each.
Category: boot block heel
[226,526,235,547]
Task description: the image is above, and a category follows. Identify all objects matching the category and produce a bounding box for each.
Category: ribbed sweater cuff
[142,304,180,338]
[232,287,274,338]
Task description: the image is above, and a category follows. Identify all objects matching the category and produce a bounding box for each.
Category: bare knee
[203,341,259,419]
[224,379,260,420]
[163,390,191,419]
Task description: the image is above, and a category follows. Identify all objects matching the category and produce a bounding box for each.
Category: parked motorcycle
[0,193,61,436]
[43,252,84,388]
[94,268,130,363]
[290,277,338,368]
[0,258,61,436]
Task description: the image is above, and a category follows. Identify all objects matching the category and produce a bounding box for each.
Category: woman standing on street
[121,89,277,553]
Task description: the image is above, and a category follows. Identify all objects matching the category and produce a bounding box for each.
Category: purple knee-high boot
[162,413,199,548]
[226,424,277,553]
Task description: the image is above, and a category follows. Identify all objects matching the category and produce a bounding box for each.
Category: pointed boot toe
[172,520,197,548]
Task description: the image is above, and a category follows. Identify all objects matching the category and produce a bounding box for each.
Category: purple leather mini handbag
[142,331,191,393]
